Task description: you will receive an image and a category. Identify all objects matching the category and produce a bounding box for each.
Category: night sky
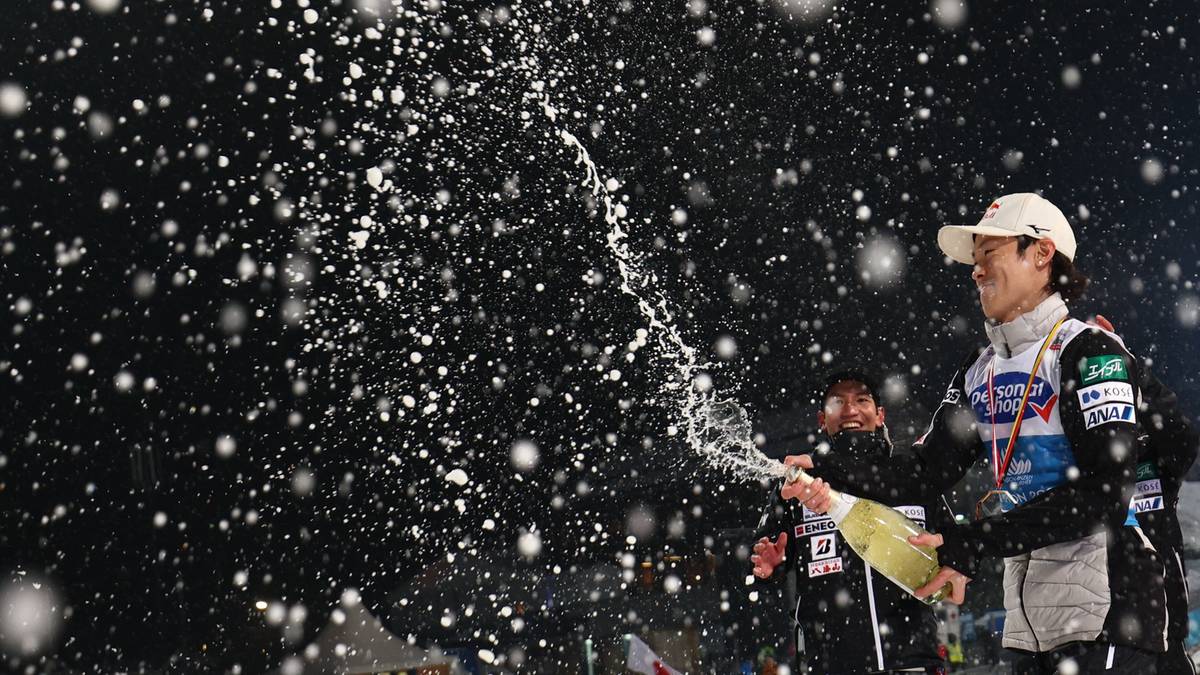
[2,0,1198,672]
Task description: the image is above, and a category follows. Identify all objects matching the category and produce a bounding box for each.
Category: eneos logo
[970,372,1058,424]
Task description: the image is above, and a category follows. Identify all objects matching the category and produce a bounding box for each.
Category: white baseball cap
[937,192,1077,264]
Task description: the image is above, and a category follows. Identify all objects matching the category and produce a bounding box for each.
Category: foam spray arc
[541,96,784,482]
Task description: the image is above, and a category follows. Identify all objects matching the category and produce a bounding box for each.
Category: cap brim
[936,224,1023,265]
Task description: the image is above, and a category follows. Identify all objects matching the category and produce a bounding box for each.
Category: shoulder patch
[1076,381,1134,410]
[1136,461,1159,481]
[1083,402,1136,429]
[1079,354,1128,385]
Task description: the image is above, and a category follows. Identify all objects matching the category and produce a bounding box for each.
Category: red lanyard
[987,317,1066,488]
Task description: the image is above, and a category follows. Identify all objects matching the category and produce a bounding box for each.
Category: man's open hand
[751,533,788,579]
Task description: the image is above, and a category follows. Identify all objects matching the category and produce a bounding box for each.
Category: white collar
[983,293,1069,358]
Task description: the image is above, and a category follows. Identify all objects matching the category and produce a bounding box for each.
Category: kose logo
[1077,382,1134,411]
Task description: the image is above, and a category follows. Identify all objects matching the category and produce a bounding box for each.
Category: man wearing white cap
[782,193,1169,673]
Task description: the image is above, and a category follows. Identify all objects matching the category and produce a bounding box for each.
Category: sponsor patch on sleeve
[810,533,837,561]
[807,558,844,577]
[1135,479,1162,497]
[896,505,927,526]
[1136,462,1159,481]
[1133,496,1164,513]
[1076,381,1134,411]
[1083,402,1136,429]
[1080,354,1129,385]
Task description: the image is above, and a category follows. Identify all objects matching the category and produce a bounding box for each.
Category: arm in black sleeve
[936,329,1141,577]
[1140,366,1200,483]
[927,495,962,535]
[809,352,984,505]
[751,482,795,581]
[753,482,789,543]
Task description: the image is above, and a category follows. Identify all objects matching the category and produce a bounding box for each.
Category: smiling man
[782,193,1171,673]
[751,369,950,675]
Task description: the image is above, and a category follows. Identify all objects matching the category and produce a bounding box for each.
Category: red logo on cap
[982,201,1001,220]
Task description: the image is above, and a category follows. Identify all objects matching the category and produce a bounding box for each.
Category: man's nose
[972,262,986,282]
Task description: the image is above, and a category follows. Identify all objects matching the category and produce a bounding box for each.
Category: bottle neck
[826,492,853,524]
[784,466,852,524]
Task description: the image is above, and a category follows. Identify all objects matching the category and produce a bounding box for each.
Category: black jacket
[1134,366,1200,643]
[755,429,949,675]
[809,319,1169,654]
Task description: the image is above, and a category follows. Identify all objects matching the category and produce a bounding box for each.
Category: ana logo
[1081,355,1128,385]
[1008,457,1033,476]
[1084,403,1136,430]
[970,372,1058,424]
[810,533,837,561]
[1133,496,1163,513]
[981,201,1002,220]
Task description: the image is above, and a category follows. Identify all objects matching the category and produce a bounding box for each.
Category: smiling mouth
[839,421,863,431]
[977,282,994,295]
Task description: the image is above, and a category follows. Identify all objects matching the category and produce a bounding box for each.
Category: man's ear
[877,406,886,425]
[1035,238,1056,268]
[817,411,826,429]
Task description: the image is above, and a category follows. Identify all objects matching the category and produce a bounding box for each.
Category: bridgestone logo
[810,533,837,561]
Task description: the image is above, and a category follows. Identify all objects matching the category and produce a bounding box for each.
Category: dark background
[1,0,1198,672]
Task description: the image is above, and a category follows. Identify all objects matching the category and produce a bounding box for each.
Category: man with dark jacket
[1134,364,1199,675]
[784,194,1173,672]
[752,369,950,674]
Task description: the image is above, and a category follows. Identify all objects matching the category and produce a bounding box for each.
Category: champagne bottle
[786,465,951,604]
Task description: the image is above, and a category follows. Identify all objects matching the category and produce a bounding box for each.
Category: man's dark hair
[820,368,880,406]
[1013,235,1089,301]
[974,233,1090,301]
